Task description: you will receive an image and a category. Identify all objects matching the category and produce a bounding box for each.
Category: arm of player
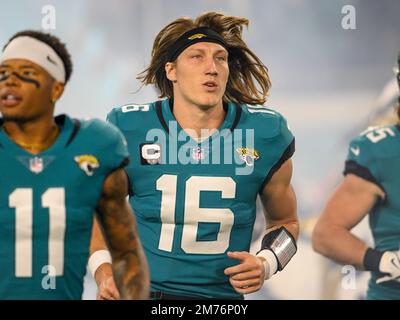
[259,158,299,240]
[224,159,299,295]
[89,218,120,300]
[312,173,384,270]
[96,168,150,300]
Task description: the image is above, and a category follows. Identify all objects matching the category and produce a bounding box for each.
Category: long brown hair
[138,12,271,105]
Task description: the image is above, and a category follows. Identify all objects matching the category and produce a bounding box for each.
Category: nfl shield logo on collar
[17,156,55,174]
[29,157,44,174]
[192,146,205,161]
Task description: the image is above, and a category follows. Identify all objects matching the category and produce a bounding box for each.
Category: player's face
[167,42,229,109]
[0,59,57,123]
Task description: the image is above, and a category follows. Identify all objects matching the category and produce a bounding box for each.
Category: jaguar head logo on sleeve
[236,147,260,166]
[74,155,100,176]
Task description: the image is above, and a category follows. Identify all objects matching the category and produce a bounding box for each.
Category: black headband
[167,27,228,62]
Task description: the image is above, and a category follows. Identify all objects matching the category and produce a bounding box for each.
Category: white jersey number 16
[157,175,235,254]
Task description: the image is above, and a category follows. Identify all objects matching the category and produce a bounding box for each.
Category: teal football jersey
[0,115,128,299]
[108,99,294,299]
[344,124,400,300]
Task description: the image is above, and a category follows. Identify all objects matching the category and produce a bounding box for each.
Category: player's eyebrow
[214,50,228,56]
[19,65,37,70]
[0,64,37,71]
[187,48,228,55]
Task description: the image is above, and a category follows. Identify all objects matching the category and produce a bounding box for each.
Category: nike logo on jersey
[350,147,360,156]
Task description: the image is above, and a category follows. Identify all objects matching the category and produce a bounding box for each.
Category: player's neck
[3,116,60,154]
[172,98,226,140]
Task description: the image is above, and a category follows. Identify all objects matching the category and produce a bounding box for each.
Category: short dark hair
[3,30,73,83]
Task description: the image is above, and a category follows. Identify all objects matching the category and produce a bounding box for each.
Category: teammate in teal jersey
[312,54,400,300]
[0,30,149,299]
[91,12,299,300]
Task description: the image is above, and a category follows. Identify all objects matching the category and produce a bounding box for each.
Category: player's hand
[224,251,266,294]
[95,263,121,300]
[376,251,400,284]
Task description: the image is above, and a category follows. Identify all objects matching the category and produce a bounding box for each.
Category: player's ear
[51,81,65,104]
[165,62,177,82]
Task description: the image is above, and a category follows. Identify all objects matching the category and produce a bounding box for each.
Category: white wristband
[256,249,278,280]
[88,250,112,277]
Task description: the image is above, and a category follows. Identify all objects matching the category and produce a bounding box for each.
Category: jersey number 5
[157,175,236,254]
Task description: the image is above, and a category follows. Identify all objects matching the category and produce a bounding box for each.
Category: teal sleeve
[259,114,295,191]
[90,117,129,173]
[279,114,295,159]
[104,108,129,170]
[106,108,118,126]
[107,123,129,170]
[343,136,384,196]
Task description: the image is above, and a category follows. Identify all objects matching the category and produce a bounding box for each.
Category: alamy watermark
[341,265,357,290]
[341,5,356,30]
[41,265,57,290]
[142,122,258,176]
[41,5,56,30]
